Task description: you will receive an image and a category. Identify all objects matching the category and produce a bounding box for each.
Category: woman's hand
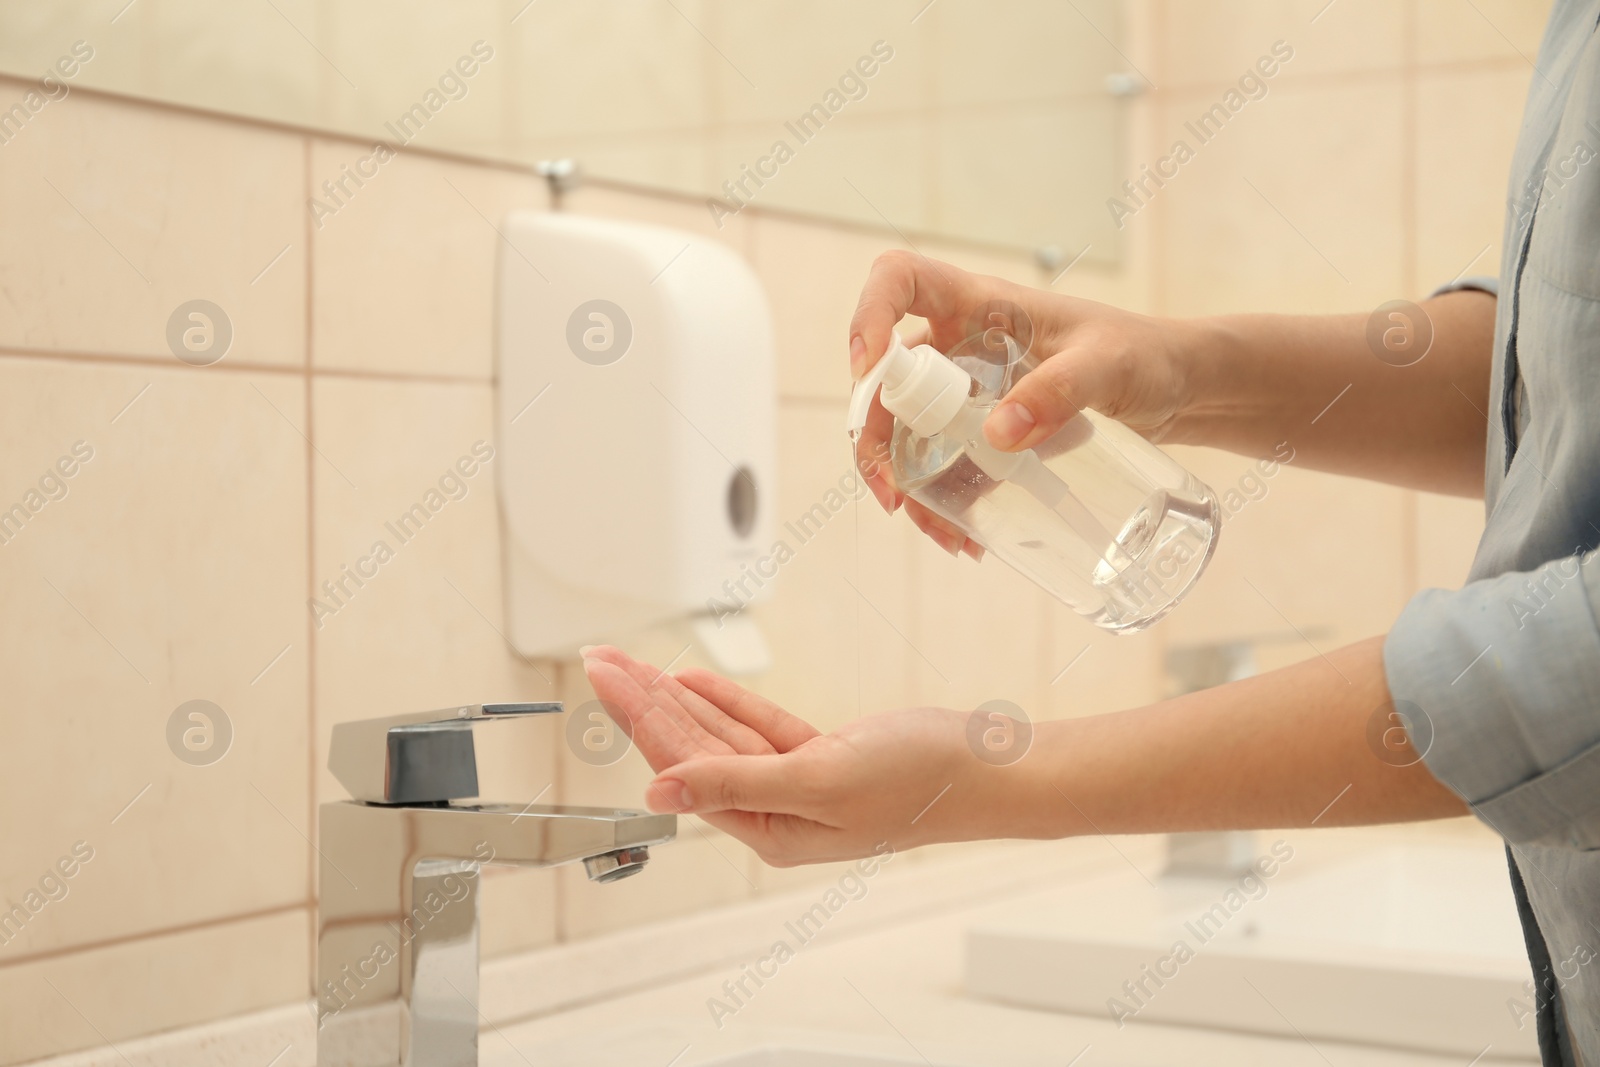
[849,250,1200,557]
[581,645,1048,865]
[583,638,1467,867]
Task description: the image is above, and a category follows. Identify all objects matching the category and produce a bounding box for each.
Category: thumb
[646,752,809,816]
[983,343,1128,451]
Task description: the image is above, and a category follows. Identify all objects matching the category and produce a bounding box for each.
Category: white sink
[965,841,1537,1060]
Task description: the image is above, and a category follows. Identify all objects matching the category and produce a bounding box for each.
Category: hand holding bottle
[849,250,1200,557]
[848,253,1220,631]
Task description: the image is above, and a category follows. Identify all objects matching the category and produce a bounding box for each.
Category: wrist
[1001,718,1092,840]
[1161,315,1241,442]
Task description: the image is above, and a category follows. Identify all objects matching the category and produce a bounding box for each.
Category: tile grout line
[1140,52,1531,103]
[0,344,498,386]
[1399,0,1422,605]
[0,903,308,972]
[0,52,1531,151]
[1402,0,1420,301]
[302,132,321,971]
[1151,0,1169,318]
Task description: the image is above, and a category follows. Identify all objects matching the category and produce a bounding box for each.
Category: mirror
[0,0,1131,264]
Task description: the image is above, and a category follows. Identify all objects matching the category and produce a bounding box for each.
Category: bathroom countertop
[483,823,1527,1067]
[27,821,1520,1067]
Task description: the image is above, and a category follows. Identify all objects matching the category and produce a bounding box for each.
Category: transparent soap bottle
[847,328,1220,633]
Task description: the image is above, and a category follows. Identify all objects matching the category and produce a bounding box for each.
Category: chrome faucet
[315,702,676,1066]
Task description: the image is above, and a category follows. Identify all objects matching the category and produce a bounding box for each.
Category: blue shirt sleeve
[1384,551,1600,847]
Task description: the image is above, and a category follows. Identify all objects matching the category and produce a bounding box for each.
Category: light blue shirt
[1384,4,1600,1062]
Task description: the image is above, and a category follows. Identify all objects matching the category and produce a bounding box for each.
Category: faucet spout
[316,792,673,1064]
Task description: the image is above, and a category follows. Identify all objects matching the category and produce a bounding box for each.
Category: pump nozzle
[846,334,1125,567]
[846,333,972,439]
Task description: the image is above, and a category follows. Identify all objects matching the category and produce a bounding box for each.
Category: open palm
[579,645,1015,865]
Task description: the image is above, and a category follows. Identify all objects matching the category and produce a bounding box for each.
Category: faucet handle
[328,702,562,805]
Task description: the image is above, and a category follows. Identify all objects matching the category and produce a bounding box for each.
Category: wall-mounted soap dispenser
[495,211,777,671]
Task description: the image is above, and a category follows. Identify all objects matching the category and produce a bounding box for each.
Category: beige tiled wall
[0,0,1538,1058]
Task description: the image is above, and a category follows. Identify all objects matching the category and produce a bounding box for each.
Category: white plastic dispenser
[847,331,1220,632]
[496,211,776,670]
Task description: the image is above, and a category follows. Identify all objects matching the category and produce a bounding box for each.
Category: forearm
[1019,636,1467,840]
[1170,290,1495,496]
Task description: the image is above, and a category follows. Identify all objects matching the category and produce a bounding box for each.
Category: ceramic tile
[1157,0,1404,88]
[310,375,558,798]
[1037,622,1166,722]
[1416,65,1531,293]
[1160,445,1408,660]
[308,140,545,378]
[481,866,559,958]
[506,131,711,203]
[0,358,307,958]
[750,404,917,732]
[0,84,305,366]
[928,232,1148,317]
[1155,79,1405,316]
[906,525,1053,717]
[1415,0,1556,66]
[749,214,894,402]
[562,178,751,250]
[1414,491,1486,593]
[0,908,307,1065]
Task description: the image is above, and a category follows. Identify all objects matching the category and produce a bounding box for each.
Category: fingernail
[942,535,962,558]
[963,542,985,562]
[985,402,1036,449]
[578,645,597,658]
[849,335,868,377]
[648,778,692,813]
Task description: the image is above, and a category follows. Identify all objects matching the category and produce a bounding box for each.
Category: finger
[853,394,902,512]
[983,339,1135,451]
[582,659,732,770]
[583,647,774,756]
[674,667,821,752]
[904,497,976,557]
[848,251,970,377]
[583,645,775,755]
[647,752,828,819]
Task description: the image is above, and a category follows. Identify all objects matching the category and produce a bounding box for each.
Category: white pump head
[846,333,973,438]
